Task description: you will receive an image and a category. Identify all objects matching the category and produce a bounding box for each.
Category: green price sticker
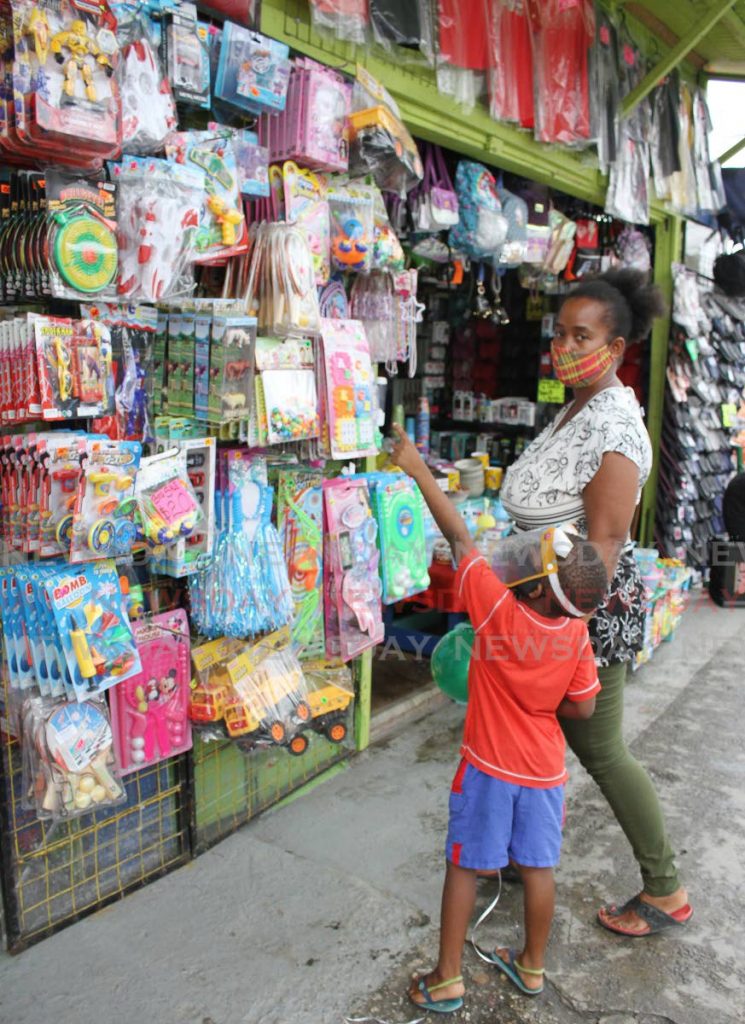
[537,379,566,404]
[722,403,737,428]
[685,338,699,362]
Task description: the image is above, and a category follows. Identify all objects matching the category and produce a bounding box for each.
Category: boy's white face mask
[481,526,584,618]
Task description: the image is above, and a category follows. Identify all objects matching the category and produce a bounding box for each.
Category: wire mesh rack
[0,676,191,953]
[191,705,352,854]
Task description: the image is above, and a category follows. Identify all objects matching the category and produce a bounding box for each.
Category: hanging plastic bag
[437,0,491,70]
[328,182,375,274]
[526,0,595,145]
[308,0,369,44]
[448,161,508,261]
[119,19,177,155]
[605,125,650,225]
[543,210,577,275]
[488,0,534,129]
[370,0,422,46]
[414,143,459,231]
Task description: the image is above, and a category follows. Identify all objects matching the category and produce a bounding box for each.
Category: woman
[500,269,692,936]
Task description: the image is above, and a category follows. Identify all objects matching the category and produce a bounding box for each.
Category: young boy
[388,424,608,1012]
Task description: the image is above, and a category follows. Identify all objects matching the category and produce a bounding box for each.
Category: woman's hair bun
[566,269,666,344]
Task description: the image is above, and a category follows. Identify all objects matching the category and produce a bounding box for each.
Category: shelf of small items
[632,550,693,671]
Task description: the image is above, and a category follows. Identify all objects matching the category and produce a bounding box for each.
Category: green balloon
[431,623,474,704]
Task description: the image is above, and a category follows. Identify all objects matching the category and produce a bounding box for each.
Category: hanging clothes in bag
[370,0,421,46]
[589,8,620,172]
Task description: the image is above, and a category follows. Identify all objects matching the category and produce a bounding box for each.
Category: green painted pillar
[639,214,684,547]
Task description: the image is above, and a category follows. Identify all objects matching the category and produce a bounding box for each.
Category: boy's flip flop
[409,974,464,1014]
[481,947,544,996]
[598,894,694,937]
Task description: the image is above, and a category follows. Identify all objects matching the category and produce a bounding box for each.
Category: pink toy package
[323,477,383,662]
[320,318,378,460]
[259,57,350,173]
[110,608,192,774]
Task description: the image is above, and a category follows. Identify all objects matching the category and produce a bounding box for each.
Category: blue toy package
[69,439,142,564]
[44,561,142,702]
[367,472,430,604]
[234,130,270,197]
[0,568,35,693]
[214,24,291,115]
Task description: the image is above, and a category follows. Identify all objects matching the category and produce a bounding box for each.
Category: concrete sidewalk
[1,590,744,1024]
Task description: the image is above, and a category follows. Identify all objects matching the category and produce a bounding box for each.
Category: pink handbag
[415,143,459,232]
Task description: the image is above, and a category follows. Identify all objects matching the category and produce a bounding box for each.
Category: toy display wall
[0,0,731,953]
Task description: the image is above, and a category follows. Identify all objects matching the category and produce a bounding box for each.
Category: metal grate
[192,707,352,854]
[0,677,191,953]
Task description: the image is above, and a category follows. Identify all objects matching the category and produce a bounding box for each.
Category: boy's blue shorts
[445,759,564,870]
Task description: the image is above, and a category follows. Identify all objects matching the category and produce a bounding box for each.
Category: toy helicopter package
[44,170,118,300]
[43,559,142,702]
[10,0,121,162]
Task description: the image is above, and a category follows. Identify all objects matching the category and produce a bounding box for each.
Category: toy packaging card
[368,472,430,603]
[328,181,374,274]
[214,23,290,115]
[165,128,248,264]
[33,315,112,419]
[149,435,216,577]
[161,2,210,109]
[208,315,256,425]
[283,161,330,285]
[69,438,141,563]
[323,476,383,662]
[320,318,378,459]
[44,559,142,701]
[278,466,324,659]
[10,0,121,162]
[135,447,203,548]
[233,129,270,197]
[45,171,118,300]
[38,433,84,557]
[110,608,192,774]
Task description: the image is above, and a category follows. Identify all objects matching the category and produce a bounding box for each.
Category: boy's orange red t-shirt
[454,549,600,789]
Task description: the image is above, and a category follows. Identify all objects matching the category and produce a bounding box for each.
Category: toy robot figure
[50,19,113,103]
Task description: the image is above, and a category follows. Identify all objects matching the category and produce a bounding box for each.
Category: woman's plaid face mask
[551,343,614,388]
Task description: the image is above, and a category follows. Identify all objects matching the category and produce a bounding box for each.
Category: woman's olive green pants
[560,662,681,898]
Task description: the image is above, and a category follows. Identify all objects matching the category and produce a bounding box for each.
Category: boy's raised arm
[388,424,473,565]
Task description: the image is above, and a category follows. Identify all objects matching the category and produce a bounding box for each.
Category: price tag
[537,379,566,404]
[151,478,197,524]
[722,403,737,428]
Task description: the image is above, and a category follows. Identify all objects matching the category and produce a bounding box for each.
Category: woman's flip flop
[598,894,694,937]
[482,947,544,996]
[409,974,464,1014]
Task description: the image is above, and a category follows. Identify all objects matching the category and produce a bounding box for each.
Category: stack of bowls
[454,458,485,498]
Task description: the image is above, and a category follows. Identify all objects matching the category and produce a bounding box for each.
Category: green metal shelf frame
[260,0,685,744]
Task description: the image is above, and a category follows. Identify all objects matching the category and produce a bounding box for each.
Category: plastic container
[454,458,485,498]
[415,396,430,455]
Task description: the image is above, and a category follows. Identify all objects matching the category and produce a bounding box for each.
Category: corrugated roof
[624,0,745,76]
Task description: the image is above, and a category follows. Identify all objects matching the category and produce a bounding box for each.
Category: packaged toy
[135,447,203,547]
[371,187,405,271]
[69,438,142,563]
[111,156,202,304]
[368,472,430,602]
[33,315,112,420]
[110,609,192,773]
[278,466,325,658]
[301,657,353,744]
[323,477,384,661]
[283,160,330,285]
[23,695,126,820]
[348,111,422,195]
[39,433,85,557]
[328,181,374,274]
[45,170,118,299]
[233,129,270,197]
[225,629,312,755]
[119,18,177,155]
[244,222,320,336]
[44,559,141,701]
[165,128,248,264]
[162,1,210,108]
[214,23,290,115]
[320,318,378,459]
[0,566,36,692]
[149,434,216,577]
[208,315,256,425]
[188,635,244,738]
[260,57,350,173]
[10,0,121,162]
